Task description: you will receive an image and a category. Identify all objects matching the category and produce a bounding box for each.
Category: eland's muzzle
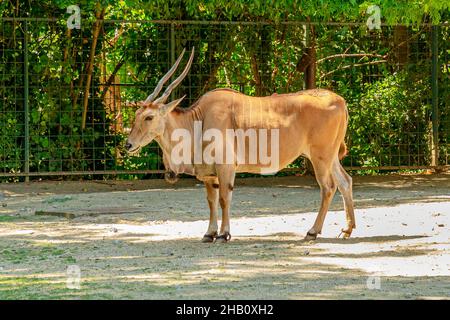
[125,141,133,151]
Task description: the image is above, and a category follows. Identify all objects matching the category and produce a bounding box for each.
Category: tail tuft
[338,142,348,160]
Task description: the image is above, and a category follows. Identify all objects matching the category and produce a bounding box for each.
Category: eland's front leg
[202,180,219,243]
[216,165,236,243]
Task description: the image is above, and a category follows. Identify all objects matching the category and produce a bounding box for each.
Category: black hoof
[338,228,352,239]
[215,233,231,243]
[304,231,317,241]
[201,233,216,243]
[164,171,178,184]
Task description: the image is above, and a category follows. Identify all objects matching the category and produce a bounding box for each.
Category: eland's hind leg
[332,160,355,238]
[305,157,337,240]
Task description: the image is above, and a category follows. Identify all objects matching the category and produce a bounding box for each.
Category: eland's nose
[125,142,133,151]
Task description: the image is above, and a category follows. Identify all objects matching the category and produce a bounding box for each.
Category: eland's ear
[159,95,186,116]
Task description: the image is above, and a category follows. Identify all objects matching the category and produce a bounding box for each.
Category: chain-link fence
[0,18,449,180]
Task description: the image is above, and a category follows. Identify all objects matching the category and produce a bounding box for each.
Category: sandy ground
[0,174,449,299]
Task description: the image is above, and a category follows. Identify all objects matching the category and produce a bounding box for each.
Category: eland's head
[125,47,194,154]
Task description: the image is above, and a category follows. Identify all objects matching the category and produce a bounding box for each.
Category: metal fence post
[23,20,30,182]
[431,25,439,169]
[170,22,175,65]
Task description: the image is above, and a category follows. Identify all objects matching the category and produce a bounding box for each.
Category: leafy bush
[346,71,431,169]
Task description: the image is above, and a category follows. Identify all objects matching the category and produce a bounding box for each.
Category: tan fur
[127,88,355,241]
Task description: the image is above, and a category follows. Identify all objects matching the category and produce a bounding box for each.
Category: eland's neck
[155,108,202,175]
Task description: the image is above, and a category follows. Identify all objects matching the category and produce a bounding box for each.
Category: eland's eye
[145,116,154,121]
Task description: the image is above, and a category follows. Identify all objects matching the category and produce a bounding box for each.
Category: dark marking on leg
[228,184,234,191]
[216,232,231,242]
[202,232,217,243]
[212,183,219,189]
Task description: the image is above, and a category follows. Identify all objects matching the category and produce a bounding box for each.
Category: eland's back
[196,88,348,171]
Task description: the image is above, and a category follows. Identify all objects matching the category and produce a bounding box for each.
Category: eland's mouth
[127,146,141,154]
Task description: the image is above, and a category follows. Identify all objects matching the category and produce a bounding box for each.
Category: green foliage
[2,0,448,23]
[0,1,448,179]
[1,245,66,264]
[141,0,449,24]
[348,71,431,168]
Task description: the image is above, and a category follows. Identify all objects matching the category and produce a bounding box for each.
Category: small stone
[432,213,441,217]
[303,250,310,256]
[18,208,34,215]
[1,203,6,207]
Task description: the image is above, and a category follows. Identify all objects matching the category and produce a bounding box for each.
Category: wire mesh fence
[0,18,448,180]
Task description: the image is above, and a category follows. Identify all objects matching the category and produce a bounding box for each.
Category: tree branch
[320,59,387,79]
[316,53,388,64]
[100,54,126,100]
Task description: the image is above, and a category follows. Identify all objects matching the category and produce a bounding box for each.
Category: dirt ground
[0,174,449,300]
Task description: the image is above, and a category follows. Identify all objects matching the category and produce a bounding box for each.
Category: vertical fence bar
[170,22,175,65]
[431,25,439,168]
[23,20,30,182]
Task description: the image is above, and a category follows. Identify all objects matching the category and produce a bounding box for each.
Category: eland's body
[126,48,355,242]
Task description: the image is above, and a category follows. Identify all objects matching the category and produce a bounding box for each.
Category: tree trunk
[81,7,105,130]
[304,46,316,89]
[260,26,273,95]
[250,53,263,96]
[304,24,316,175]
[393,25,409,69]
